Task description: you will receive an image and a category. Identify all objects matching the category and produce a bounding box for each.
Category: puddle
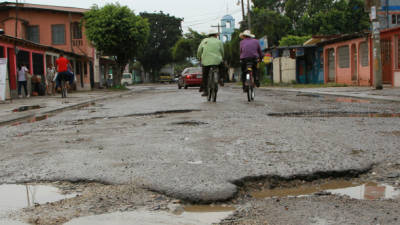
[0,184,77,215]
[268,111,400,118]
[10,114,51,126]
[251,180,400,200]
[183,205,236,213]
[335,97,370,104]
[171,121,208,126]
[65,208,234,225]
[12,105,41,112]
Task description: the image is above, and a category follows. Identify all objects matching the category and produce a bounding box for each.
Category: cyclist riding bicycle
[197,29,224,97]
[55,54,74,90]
[240,30,263,91]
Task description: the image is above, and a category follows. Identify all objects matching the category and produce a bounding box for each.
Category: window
[338,45,350,68]
[392,15,400,25]
[71,22,82,39]
[26,26,39,43]
[0,46,4,58]
[360,42,369,67]
[51,24,65,45]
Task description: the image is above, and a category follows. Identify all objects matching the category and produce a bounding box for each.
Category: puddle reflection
[0,184,77,214]
[251,180,400,200]
[335,97,370,104]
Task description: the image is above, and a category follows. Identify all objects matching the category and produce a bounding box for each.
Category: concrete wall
[273,57,296,83]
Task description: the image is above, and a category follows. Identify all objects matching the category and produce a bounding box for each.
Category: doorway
[327,48,335,82]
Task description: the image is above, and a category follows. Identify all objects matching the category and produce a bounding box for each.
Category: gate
[381,39,392,84]
[328,49,335,82]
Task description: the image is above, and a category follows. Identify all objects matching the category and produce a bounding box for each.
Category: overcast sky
[23,0,245,34]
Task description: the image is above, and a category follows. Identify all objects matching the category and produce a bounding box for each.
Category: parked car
[159,73,173,83]
[121,73,133,86]
[178,67,202,89]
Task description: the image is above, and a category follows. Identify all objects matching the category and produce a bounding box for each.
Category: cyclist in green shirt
[197,29,224,96]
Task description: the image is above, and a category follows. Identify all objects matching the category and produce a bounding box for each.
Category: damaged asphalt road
[0,84,399,223]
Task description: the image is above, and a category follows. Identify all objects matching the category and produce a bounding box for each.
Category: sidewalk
[0,90,131,126]
[261,86,400,102]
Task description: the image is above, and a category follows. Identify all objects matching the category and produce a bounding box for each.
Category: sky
[21,0,246,34]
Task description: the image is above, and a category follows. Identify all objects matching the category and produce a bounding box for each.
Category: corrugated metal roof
[0,2,88,14]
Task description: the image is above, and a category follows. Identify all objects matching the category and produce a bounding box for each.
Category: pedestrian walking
[17,64,30,98]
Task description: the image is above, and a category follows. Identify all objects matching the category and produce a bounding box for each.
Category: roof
[0,34,87,58]
[0,2,88,14]
[222,14,234,20]
[315,32,370,46]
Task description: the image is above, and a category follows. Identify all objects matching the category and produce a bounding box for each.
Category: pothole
[0,184,77,215]
[171,121,208,126]
[12,105,42,112]
[268,111,400,118]
[250,180,400,200]
[335,97,371,104]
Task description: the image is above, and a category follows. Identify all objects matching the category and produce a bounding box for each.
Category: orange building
[0,2,104,95]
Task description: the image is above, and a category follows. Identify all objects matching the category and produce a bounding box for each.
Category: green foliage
[174,61,194,75]
[279,35,311,46]
[84,3,149,84]
[137,12,183,81]
[250,0,370,46]
[224,29,241,68]
[172,29,206,62]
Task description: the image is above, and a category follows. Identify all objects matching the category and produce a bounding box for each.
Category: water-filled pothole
[268,111,400,118]
[335,97,371,103]
[12,105,42,112]
[171,121,208,126]
[64,207,234,225]
[0,184,77,214]
[250,180,400,200]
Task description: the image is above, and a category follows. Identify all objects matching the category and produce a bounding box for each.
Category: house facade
[0,2,103,93]
[322,28,400,87]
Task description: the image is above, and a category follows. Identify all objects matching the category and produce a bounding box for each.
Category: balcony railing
[72,39,83,47]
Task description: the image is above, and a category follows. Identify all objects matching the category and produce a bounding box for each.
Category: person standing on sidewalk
[46,64,56,95]
[240,30,263,90]
[17,64,30,98]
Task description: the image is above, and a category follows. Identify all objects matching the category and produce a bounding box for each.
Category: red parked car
[178,67,202,89]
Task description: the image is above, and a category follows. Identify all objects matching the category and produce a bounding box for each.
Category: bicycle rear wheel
[61,80,67,98]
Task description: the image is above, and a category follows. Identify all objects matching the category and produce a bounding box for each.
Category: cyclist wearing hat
[240,30,263,90]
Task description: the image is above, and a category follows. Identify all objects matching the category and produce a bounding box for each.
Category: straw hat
[240,30,255,38]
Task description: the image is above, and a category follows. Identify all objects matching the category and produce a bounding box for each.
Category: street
[0,84,400,225]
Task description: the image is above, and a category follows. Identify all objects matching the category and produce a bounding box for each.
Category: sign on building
[259,36,268,51]
[0,58,8,101]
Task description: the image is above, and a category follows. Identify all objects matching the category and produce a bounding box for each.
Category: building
[0,2,103,94]
[378,0,400,29]
[219,15,235,42]
[322,28,400,87]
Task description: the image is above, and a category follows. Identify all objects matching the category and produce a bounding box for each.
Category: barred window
[338,45,349,68]
[51,24,65,45]
[0,46,4,58]
[26,26,39,43]
[360,42,369,67]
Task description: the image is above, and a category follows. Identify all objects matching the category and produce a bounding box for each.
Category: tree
[137,12,183,82]
[172,29,206,62]
[224,29,241,68]
[84,3,149,86]
[279,35,311,46]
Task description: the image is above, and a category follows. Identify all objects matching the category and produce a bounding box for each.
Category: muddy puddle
[335,97,371,104]
[0,184,77,214]
[250,180,400,200]
[12,105,42,112]
[64,206,234,225]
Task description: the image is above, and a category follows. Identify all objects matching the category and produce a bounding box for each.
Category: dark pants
[200,64,224,92]
[241,58,259,88]
[56,71,74,88]
[18,81,28,96]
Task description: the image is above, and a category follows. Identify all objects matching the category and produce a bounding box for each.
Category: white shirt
[18,66,28,82]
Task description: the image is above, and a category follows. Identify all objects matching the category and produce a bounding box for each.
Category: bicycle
[244,62,255,102]
[207,66,219,102]
[58,72,68,98]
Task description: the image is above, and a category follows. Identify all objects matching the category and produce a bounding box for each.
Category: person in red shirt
[55,54,73,88]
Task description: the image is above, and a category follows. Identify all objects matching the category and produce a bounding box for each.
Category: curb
[258,87,400,102]
[0,90,134,126]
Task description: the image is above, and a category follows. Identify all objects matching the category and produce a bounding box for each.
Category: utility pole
[247,0,251,31]
[369,0,383,89]
[15,0,18,38]
[240,0,245,21]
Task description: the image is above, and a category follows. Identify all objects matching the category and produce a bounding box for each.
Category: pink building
[322,27,400,87]
[0,2,103,95]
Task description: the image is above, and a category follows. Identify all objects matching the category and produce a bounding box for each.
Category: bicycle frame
[207,66,219,102]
